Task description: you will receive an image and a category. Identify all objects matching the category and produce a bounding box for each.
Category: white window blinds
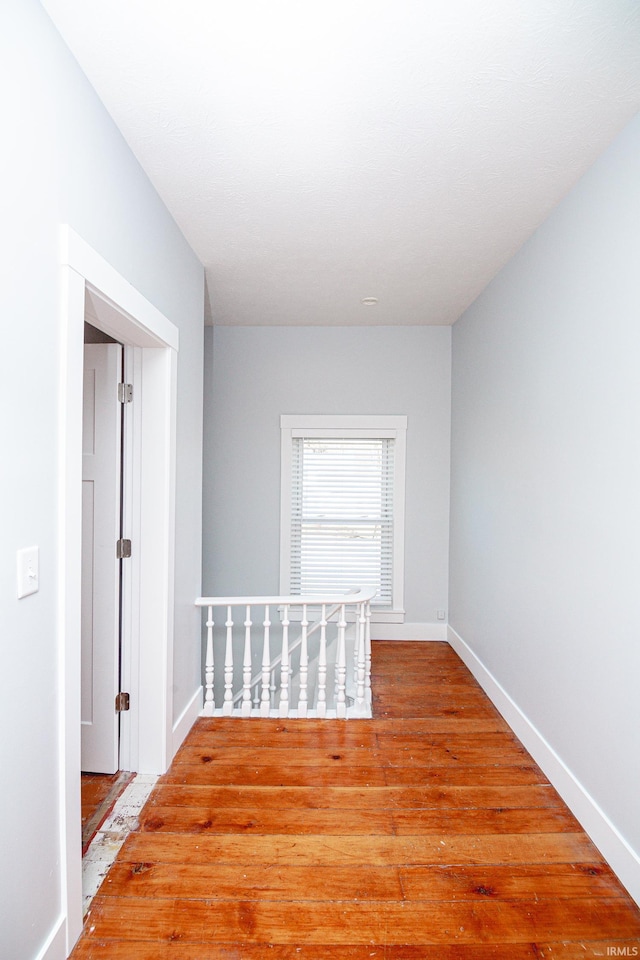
[290,437,394,605]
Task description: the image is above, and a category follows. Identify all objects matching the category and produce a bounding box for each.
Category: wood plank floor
[71,641,640,958]
[81,771,133,853]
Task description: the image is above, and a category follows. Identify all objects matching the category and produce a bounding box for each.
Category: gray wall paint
[1,2,203,955]
[450,113,640,867]
[203,325,451,626]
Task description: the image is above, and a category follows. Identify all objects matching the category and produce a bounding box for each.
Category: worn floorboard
[80,770,133,854]
[71,640,640,958]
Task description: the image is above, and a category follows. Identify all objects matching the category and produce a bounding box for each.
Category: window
[280,415,407,623]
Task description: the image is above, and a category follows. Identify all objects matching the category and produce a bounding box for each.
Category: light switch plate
[17,546,39,599]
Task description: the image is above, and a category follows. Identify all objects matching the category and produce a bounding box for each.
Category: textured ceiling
[42,0,640,326]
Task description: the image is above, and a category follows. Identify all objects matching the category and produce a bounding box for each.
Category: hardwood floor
[81,771,133,854]
[71,641,640,958]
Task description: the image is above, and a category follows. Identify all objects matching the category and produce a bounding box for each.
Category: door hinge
[118,382,133,403]
[115,692,130,712]
[116,538,132,559]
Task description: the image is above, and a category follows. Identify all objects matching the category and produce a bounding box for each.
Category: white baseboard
[370,622,447,641]
[447,625,640,907]
[35,915,66,960]
[171,685,203,758]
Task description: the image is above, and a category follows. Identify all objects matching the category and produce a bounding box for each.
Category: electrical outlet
[437,609,446,621]
[17,546,39,599]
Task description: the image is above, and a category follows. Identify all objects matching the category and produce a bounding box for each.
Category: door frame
[57,226,179,951]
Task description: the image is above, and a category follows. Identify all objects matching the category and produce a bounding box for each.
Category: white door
[81,343,122,774]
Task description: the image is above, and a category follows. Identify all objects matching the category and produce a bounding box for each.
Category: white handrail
[196,588,375,719]
[195,586,376,608]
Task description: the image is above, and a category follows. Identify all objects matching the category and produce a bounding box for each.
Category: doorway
[80,324,131,861]
[59,226,180,952]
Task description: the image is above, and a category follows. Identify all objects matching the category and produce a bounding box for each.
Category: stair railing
[195,587,375,719]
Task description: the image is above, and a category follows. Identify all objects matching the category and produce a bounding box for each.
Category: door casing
[58,226,179,952]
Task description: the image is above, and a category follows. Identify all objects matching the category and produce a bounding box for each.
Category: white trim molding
[279,414,407,622]
[57,226,179,953]
[447,624,640,908]
[66,230,179,351]
[172,685,204,756]
[34,915,66,960]
[371,622,447,641]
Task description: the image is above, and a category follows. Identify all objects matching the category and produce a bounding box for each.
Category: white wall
[203,325,451,631]
[0,3,203,957]
[450,112,640,902]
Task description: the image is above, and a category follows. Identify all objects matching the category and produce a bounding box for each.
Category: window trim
[280,415,407,623]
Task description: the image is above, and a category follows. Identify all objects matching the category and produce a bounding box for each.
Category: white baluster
[260,605,271,717]
[298,603,309,718]
[222,605,234,715]
[279,604,290,718]
[365,599,372,695]
[242,604,252,717]
[203,605,215,715]
[316,603,327,718]
[356,600,367,705]
[336,603,347,718]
